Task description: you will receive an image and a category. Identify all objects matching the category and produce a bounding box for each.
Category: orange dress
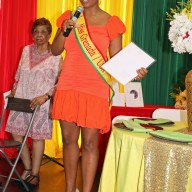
[52,11,126,133]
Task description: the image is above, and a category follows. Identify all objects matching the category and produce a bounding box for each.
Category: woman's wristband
[45,93,52,100]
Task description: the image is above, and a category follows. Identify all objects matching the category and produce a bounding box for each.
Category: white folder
[102,42,155,85]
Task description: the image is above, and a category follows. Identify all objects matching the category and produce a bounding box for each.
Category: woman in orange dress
[51,0,148,191]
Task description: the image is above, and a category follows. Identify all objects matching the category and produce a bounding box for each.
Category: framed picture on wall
[124,82,144,107]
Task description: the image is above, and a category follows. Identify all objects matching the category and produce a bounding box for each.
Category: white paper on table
[124,82,144,107]
[112,82,125,106]
[102,42,156,85]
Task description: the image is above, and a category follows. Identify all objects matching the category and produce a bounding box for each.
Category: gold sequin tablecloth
[144,138,192,192]
[98,122,192,192]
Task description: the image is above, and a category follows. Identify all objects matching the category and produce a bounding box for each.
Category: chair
[42,154,64,168]
[0,93,38,192]
[152,108,187,122]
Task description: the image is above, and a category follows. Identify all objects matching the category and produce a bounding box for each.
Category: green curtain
[132,0,192,105]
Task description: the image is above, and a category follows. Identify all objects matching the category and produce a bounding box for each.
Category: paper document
[3,90,11,109]
[102,42,155,85]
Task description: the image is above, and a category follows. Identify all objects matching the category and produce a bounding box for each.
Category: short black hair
[32,18,52,34]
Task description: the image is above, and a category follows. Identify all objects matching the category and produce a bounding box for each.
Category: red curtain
[0,0,37,157]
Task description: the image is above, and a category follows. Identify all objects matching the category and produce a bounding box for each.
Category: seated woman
[5,17,62,191]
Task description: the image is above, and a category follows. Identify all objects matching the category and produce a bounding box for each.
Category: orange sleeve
[56,10,71,29]
[106,16,126,40]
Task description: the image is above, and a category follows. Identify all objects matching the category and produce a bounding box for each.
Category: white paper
[112,82,125,106]
[102,42,155,85]
[124,82,144,107]
[0,90,11,128]
[3,90,11,109]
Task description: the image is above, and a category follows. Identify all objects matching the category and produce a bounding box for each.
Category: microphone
[63,6,84,37]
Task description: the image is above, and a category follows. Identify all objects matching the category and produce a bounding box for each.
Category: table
[98,122,192,192]
[97,104,174,172]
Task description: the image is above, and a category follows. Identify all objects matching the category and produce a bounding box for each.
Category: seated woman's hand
[30,95,48,109]
[135,67,148,81]
[7,89,16,98]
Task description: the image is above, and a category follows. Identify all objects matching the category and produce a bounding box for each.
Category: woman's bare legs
[29,139,45,184]
[12,134,45,184]
[60,120,80,192]
[81,128,100,192]
[11,133,32,179]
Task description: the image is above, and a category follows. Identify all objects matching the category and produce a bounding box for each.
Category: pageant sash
[72,12,114,102]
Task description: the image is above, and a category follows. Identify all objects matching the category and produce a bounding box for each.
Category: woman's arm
[51,19,77,56]
[51,29,66,56]
[8,49,25,97]
[109,34,123,58]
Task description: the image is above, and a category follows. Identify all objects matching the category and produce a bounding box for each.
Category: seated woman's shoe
[12,168,32,186]
[24,175,40,192]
